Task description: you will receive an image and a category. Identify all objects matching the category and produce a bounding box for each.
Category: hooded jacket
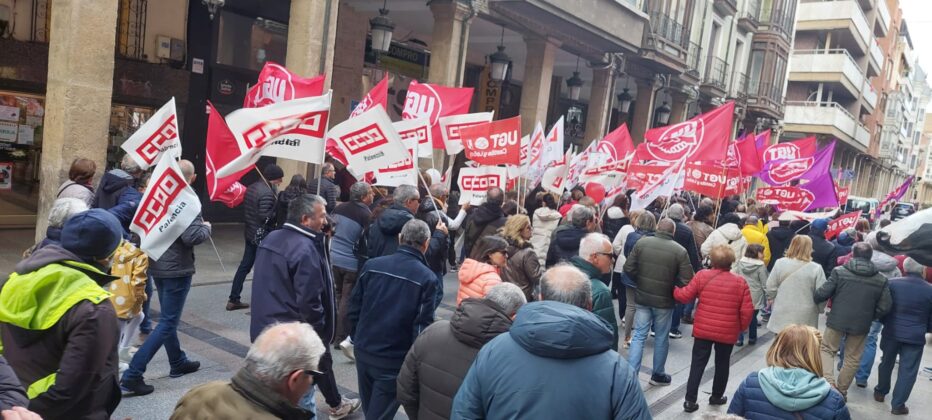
[569,257,619,350]
[171,368,311,420]
[451,301,650,420]
[701,223,748,269]
[766,225,795,271]
[741,224,772,266]
[545,226,588,267]
[837,250,903,279]
[623,231,695,309]
[0,246,121,420]
[92,169,134,211]
[735,257,769,309]
[815,258,893,335]
[367,204,415,258]
[674,268,754,344]
[531,207,562,266]
[462,203,506,257]
[728,368,850,420]
[500,241,541,302]
[456,259,502,305]
[397,299,513,420]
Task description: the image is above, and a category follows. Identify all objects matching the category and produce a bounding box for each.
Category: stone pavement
[2,224,931,419]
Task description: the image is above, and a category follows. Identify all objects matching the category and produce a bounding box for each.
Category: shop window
[0,92,44,216]
[108,104,154,170]
[117,0,147,59]
[216,11,287,71]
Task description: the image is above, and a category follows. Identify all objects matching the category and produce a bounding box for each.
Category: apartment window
[117,0,147,59]
[748,50,764,96]
[759,0,772,23]
[216,11,288,71]
[771,56,787,102]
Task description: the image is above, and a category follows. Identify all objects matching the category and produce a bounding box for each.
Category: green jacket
[570,257,619,350]
[815,258,893,335]
[623,231,695,309]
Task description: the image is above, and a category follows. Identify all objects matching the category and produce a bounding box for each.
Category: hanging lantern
[654,101,672,126]
[369,2,395,54]
[202,0,225,20]
[488,26,510,82]
[617,88,633,113]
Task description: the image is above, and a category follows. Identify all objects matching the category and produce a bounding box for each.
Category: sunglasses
[303,369,325,382]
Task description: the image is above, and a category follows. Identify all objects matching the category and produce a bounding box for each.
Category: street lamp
[566,57,584,101]
[202,0,225,20]
[654,101,672,126]
[617,87,633,114]
[369,0,395,54]
[488,26,511,82]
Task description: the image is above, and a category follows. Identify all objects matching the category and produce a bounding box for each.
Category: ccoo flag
[120,98,181,170]
[130,154,202,261]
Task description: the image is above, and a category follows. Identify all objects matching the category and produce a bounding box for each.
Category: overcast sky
[900,0,932,74]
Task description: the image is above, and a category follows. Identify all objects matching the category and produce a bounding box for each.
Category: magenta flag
[800,172,839,210]
[760,140,835,186]
[877,176,915,216]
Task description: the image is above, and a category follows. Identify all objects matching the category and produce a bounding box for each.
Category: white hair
[394,184,420,204]
[48,198,88,228]
[246,322,326,387]
[485,283,527,316]
[178,159,195,181]
[120,153,142,175]
[400,219,430,247]
[579,232,611,259]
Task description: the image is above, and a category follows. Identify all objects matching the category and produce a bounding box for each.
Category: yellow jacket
[741,225,771,266]
[108,242,148,319]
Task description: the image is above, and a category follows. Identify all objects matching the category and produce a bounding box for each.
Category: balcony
[789,49,864,98]
[868,38,883,76]
[639,11,691,73]
[738,0,760,32]
[701,56,730,97]
[863,80,878,110]
[686,42,702,79]
[796,1,871,55]
[876,0,890,36]
[713,0,738,17]
[732,72,749,100]
[784,101,870,150]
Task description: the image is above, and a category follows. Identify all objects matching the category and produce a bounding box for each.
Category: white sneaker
[340,337,355,362]
[329,397,361,419]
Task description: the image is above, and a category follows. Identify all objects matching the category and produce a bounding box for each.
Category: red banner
[837,186,850,207]
[756,186,815,212]
[626,163,673,191]
[402,80,473,149]
[596,123,635,161]
[460,116,522,165]
[243,62,325,108]
[683,163,743,199]
[826,211,862,240]
[637,101,734,162]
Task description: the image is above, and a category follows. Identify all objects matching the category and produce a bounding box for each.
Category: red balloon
[585,182,606,203]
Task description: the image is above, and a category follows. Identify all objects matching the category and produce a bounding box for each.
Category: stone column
[281,0,338,182]
[669,90,690,124]
[520,36,560,136]
[36,0,119,240]
[428,0,475,87]
[630,78,656,144]
[583,64,613,146]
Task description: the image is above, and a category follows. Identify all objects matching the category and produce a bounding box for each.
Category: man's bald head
[486,187,504,206]
[179,159,196,184]
[540,264,592,310]
[657,218,676,235]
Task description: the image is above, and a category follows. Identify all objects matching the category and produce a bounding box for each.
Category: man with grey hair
[24,197,88,257]
[250,193,360,418]
[570,233,619,350]
[397,282,525,419]
[330,181,374,358]
[349,219,437,419]
[122,159,212,395]
[624,217,694,386]
[546,205,597,267]
[452,264,650,419]
[171,322,327,419]
[367,184,420,258]
[310,162,341,213]
[873,257,932,414]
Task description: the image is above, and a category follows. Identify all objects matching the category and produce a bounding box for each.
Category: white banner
[120,98,181,170]
[506,134,530,179]
[329,104,407,171]
[130,154,202,261]
[217,92,332,177]
[630,162,684,212]
[543,116,565,166]
[439,112,493,155]
[457,166,507,205]
[376,123,418,187]
[541,149,573,195]
[394,118,433,159]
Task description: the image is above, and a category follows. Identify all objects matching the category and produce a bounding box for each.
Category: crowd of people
[0,155,930,420]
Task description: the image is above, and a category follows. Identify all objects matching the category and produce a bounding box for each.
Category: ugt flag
[120,98,181,170]
[825,211,861,240]
[877,176,915,216]
[244,62,325,108]
[596,123,635,162]
[402,80,473,149]
[439,112,493,155]
[217,92,332,178]
[461,116,522,165]
[636,101,734,162]
[131,154,202,261]
[760,140,834,186]
[327,104,408,171]
[756,186,815,212]
[205,102,248,207]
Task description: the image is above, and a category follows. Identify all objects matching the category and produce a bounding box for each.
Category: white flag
[376,122,418,187]
[217,92,332,178]
[439,112,493,155]
[120,98,181,170]
[543,116,565,166]
[130,154,202,260]
[457,166,507,205]
[630,161,684,212]
[541,149,573,195]
[506,135,531,179]
[394,118,434,159]
[328,104,407,171]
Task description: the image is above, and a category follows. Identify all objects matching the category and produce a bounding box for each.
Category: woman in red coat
[674,244,754,413]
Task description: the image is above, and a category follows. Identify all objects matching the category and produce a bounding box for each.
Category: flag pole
[207,235,227,272]
[255,167,273,191]
[317,95,334,194]
[416,166,444,222]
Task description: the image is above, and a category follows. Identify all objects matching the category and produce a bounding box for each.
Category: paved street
[2,225,931,419]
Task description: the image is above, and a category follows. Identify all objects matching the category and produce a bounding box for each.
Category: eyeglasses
[303,369,325,382]
[595,251,615,259]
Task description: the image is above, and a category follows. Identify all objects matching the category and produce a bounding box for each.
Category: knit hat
[263,164,284,181]
[811,218,829,232]
[667,203,685,221]
[60,209,124,261]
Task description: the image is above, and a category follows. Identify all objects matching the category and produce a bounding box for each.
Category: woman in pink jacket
[457,236,508,305]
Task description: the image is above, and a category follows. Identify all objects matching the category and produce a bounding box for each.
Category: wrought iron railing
[704,57,729,89]
[117,0,148,59]
[687,42,702,73]
[649,11,686,48]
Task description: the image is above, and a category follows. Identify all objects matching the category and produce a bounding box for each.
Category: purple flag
[760,140,835,186]
[801,172,839,210]
[877,175,915,216]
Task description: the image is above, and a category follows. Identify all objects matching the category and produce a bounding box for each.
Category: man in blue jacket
[451,264,651,420]
[248,193,360,419]
[873,257,932,415]
[366,184,420,258]
[348,219,437,420]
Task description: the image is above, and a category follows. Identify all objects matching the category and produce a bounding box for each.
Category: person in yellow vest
[0,208,124,419]
[108,240,149,370]
[741,215,772,267]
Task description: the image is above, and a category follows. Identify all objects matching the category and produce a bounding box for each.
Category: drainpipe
[455,0,478,87]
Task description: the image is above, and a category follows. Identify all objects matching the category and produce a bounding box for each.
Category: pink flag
[637,101,734,163]
[244,62,325,108]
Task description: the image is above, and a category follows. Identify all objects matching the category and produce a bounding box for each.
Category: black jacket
[545,226,588,267]
[815,258,892,335]
[882,276,932,345]
[244,181,277,243]
[397,299,512,420]
[367,204,416,258]
[809,233,838,278]
[417,200,450,275]
[148,214,211,278]
[673,220,702,271]
[0,356,27,411]
[310,177,341,213]
[462,203,506,257]
[766,226,795,271]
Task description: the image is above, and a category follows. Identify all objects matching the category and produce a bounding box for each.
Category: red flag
[638,101,734,162]
[460,116,522,165]
[755,131,771,163]
[756,186,815,212]
[351,75,389,118]
[735,134,762,175]
[837,186,850,207]
[243,62,325,108]
[205,102,249,207]
[626,162,674,191]
[760,136,818,164]
[826,211,862,240]
[402,80,473,149]
[596,123,635,161]
[683,163,743,199]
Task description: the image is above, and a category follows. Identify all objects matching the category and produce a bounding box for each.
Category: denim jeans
[122,275,193,382]
[230,240,257,302]
[874,335,924,409]
[628,305,673,376]
[139,275,154,334]
[738,310,759,343]
[837,320,882,384]
[683,299,696,318]
[434,271,445,311]
[671,303,683,332]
